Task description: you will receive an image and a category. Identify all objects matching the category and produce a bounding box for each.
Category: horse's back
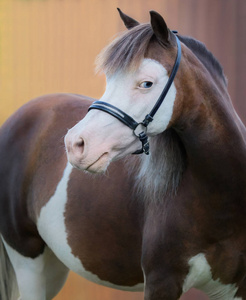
[0,93,92,257]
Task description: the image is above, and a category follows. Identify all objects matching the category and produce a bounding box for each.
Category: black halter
[88,35,182,155]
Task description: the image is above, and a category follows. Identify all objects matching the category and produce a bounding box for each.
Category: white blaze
[100,58,177,135]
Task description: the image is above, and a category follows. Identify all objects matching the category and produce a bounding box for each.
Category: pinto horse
[0,9,245,300]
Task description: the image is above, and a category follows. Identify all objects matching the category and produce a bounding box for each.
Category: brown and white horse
[0,9,245,300]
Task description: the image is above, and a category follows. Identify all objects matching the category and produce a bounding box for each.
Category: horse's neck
[177,87,246,187]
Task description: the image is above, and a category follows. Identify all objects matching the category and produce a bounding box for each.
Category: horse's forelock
[95,24,154,75]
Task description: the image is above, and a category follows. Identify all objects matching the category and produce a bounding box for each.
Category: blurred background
[0,0,245,299]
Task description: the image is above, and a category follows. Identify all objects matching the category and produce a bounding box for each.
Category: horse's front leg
[142,208,188,300]
[143,270,183,300]
[142,257,186,300]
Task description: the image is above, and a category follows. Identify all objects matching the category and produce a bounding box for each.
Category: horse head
[65,10,184,173]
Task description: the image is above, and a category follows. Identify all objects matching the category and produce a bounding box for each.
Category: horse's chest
[183,253,242,300]
[37,163,143,292]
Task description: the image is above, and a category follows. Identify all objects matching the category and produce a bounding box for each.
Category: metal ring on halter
[133,123,147,137]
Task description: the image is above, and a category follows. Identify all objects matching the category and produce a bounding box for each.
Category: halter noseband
[88,35,182,155]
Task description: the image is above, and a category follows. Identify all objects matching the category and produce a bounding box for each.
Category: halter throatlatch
[88,35,182,155]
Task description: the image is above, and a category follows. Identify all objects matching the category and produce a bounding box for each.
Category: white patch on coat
[37,162,144,291]
[183,253,242,300]
[2,238,45,300]
[2,238,68,300]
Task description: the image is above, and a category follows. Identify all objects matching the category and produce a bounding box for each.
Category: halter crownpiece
[89,34,182,155]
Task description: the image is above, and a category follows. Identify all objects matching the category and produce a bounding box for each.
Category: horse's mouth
[85,152,110,173]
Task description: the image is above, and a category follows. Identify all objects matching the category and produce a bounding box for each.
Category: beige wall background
[0,0,245,299]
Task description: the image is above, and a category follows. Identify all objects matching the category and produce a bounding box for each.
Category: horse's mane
[178,35,227,86]
[96,24,153,75]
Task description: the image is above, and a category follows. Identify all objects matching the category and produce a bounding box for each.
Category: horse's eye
[139,81,153,89]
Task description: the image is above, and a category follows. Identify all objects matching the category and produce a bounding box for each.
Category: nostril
[76,138,84,147]
[75,137,85,154]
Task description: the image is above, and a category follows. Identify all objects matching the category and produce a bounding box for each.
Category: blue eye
[139,81,153,89]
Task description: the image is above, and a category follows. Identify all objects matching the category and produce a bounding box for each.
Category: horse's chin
[69,152,111,174]
[85,152,111,173]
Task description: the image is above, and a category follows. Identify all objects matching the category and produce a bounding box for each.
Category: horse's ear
[150,11,170,46]
[117,8,140,29]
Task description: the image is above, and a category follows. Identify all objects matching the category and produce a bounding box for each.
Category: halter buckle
[133,124,150,155]
[142,114,154,127]
[139,132,150,155]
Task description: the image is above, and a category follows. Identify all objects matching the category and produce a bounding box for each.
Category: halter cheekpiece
[88,34,182,155]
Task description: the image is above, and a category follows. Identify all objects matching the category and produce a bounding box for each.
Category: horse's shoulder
[0,92,94,193]
[33,93,94,113]
[0,93,93,144]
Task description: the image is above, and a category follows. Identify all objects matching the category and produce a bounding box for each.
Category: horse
[65,8,246,300]
[0,8,244,300]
